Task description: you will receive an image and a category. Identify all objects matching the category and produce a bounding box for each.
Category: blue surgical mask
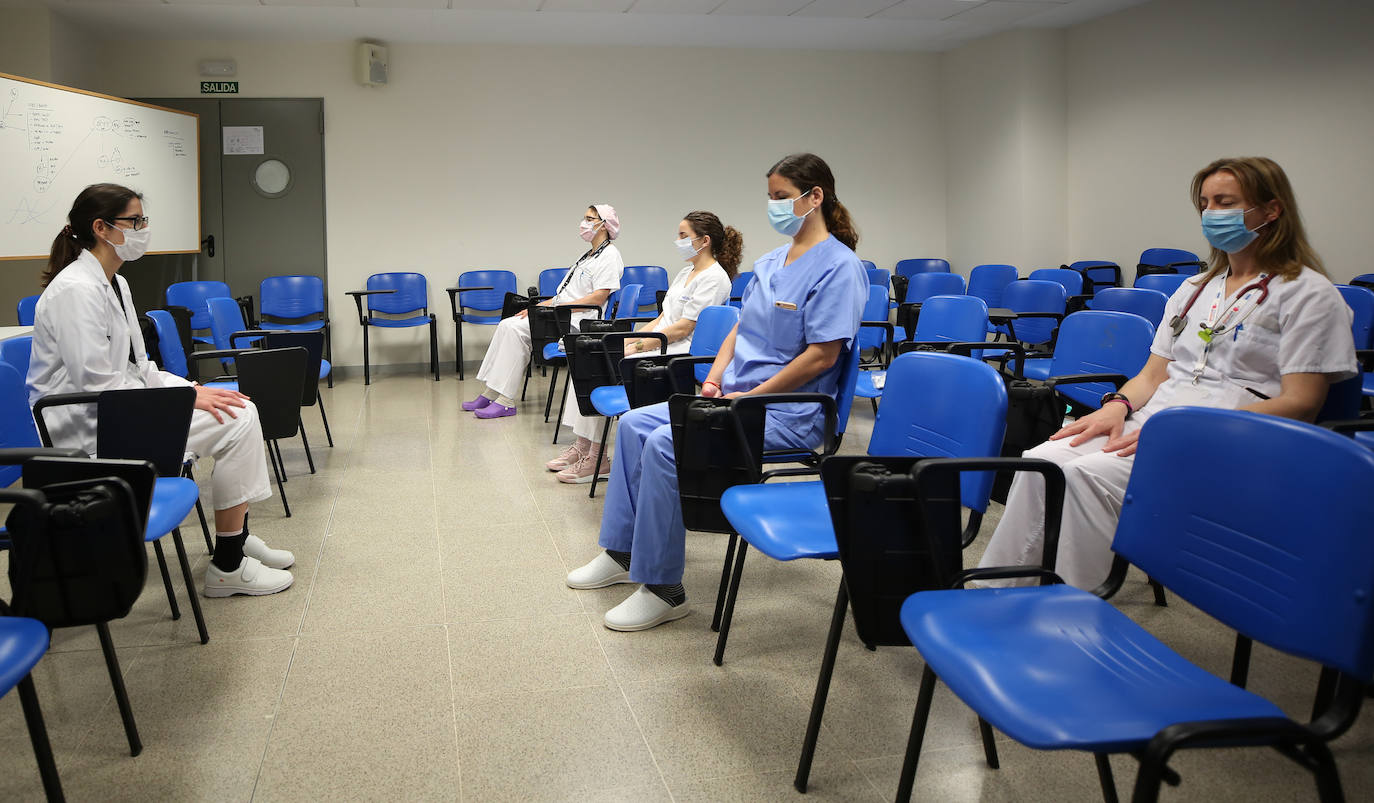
[767,190,817,237]
[1201,208,1266,254]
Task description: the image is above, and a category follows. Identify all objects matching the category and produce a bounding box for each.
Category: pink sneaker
[546,443,586,472]
[462,396,493,412]
[474,402,516,419]
[557,452,611,484]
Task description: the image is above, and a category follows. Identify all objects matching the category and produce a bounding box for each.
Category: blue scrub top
[723,234,867,447]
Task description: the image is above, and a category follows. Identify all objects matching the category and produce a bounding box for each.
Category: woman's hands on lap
[195,384,250,423]
[1050,404,1138,456]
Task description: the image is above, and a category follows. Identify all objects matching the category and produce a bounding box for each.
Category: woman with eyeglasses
[978,157,1357,591]
[27,183,296,598]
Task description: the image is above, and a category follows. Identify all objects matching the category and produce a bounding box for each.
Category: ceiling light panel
[163,0,269,7]
[449,0,544,8]
[874,0,988,20]
[946,0,1061,23]
[711,0,813,16]
[791,0,903,18]
[261,0,359,9]
[539,0,636,11]
[627,0,723,14]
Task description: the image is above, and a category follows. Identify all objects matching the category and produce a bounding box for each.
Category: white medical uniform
[561,261,732,440]
[475,243,623,401]
[27,250,272,511]
[979,266,1358,590]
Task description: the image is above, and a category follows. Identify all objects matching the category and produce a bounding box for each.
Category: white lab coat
[28,250,271,510]
[978,266,1357,589]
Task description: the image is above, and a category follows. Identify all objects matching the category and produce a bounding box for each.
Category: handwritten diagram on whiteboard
[0,72,200,259]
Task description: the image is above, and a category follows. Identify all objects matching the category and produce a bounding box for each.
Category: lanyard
[555,240,612,296]
[1189,273,1273,382]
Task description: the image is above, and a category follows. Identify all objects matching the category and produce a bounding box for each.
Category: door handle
[202,234,215,258]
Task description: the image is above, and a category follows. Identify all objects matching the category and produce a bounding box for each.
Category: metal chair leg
[1148,576,1168,606]
[171,528,210,644]
[589,417,613,499]
[552,370,570,445]
[454,321,462,376]
[152,540,180,620]
[1231,633,1253,687]
[795,581,848,793]
[711,533,737,633]
[712,540,748,666]
[430,318,439,382]
[544,365,559,422]
[318,396,334,447]
[273,440,288,482]
[184,463,213,554]
[16,675,65,802]
[1312,665,1340,721]
[362,322,371,385]
[268,440,291,518]
[95,622,142,756]
[324,324,334,388]
[298,416,316,474]
[895,665,940,803]
[978,717,1000,769]
[1094,753,1118,803]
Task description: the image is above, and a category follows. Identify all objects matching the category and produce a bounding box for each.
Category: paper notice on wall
[222,126,264,155]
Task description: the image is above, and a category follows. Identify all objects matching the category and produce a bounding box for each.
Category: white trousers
[561,381,602,441]
[475,315,532,401]
[977,419,1143,590]
[185,399,272,512]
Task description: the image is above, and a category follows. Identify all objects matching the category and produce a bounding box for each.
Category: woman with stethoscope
[978,156,1357,590]
[28,183,296,597]
[546,210,739,484]
[463,204,624,419]
[564,153,867,632]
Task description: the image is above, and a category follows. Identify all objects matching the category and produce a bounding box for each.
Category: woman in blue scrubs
[566,153,868,632]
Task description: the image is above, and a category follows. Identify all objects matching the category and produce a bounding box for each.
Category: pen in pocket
[1245,387,1270,400]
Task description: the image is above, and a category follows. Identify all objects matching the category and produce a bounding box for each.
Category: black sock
[212,532,247,572]
[646,583,686,607]
[606,549,632,571]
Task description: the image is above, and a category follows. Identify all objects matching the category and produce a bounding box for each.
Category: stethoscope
[1168,272,1274,382]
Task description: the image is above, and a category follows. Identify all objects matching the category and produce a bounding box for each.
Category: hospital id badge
[774,300,798,310]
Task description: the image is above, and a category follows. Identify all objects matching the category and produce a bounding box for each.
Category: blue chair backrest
[866,268,890,290]
[1088,287,1168,329]
[621,266,668,315]
[1352,273,1374,288]
[145,310,189,379]
[455,269,516,316]
[858,285,891,352]
[538,268,569,298]
[870,351,1007,512]
[895,258,951,279]
[367,272,430,316]
[260,275,324,321]
[207,296,248,350]
[912,295,989,343]
[615,284,642,320]
[903,272,965,304]
[1028,267,1083,297]
[966,264,1019,309]
[0,363,41,487]
[728,272,755,308]
[1139,247,1203,274]
[1114,407,1374,679]
[166,281,232,332]
[1002,279,1067,345]
[1047,311,1154,409]
[1133,273,1190,296]
[1337,284,1374,350]
[860,260,878,272]
[0,336,32,383]
[1068,260,1121,294]
[689,305,739,357]
[834,337,862,437]
[17,294,39,326]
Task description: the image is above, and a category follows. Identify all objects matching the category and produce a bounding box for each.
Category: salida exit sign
[201,81,239,94]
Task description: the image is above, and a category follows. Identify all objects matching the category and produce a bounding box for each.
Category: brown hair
[44,183,143,287]
[766,153,859,251]
[682,210,743,278]
[1189,157,1324,283]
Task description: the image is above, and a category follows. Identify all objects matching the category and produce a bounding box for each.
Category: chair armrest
[1008,312,1065,348]
[558,303,604,318]
[190,349,251,364]
[1322,419,1374,436]
[943,340,1026,378]
[615,316,658,326]
[445,285,497,319]
[732,392,840,457]
[230,328,287,349]
[32,392,101,447]
[0,447,89,466]
[1045,373,1129,393]
[950,566,1067,588]
[665,355,719,393]
[1066,294,1093,314]
[587,331,670,380]
[346,289,395,326]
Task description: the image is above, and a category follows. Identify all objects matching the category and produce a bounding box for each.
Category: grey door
[127,98,326,317]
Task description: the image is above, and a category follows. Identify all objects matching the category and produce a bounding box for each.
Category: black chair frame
[563,330,667,497]
[347,288,439,385]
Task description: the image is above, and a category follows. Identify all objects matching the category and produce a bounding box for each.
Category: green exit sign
[201,81,239,94]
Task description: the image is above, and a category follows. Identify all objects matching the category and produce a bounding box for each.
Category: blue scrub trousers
[597,401,812,585]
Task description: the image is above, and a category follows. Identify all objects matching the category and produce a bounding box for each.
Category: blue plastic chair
[901,271,965,306]
[1088,287,1168,329]
[16,294,39,326]
[999,279,1067,346]
[1019,310,1155,408]
[727,272,754,309]
[260,275,330,386]
[1133,272,1190,296]
[0,614,63,799]
[855,286,896,406]
[1,335,32,382]
[895,258,950,278]
[1336,285,1374,350]
[1067,260,1122,297]
[719,351,1008,667]
[621,266,668,316]
[860,259,878,272]
[347,272,440,385]
[968,264,1019,333]
[1137,247,1205,279]
[894,407,1374,802]
[446,269,518,380]
[910,295,990,345]
[866,267,891,290]
[613,284,644,322]
[538,268,569,299]
[1351,273,1374,291]
[1028,267,1084,298]
[166,281,232,345]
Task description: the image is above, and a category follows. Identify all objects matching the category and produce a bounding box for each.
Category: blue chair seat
[0,618,49,695]
[319,359,331,381]
[893,325,907,342]
[900,584,1285,752]
[1362,373,1374,396]
[368,315,431,329]
[543,342,566,362]
[146,477,201,541]
[721,481,837,562]
[589,386,629,418]
[205,380,239,392]
[1021,357,1052,381]
[855,370,884,399]
[268,320,324,333]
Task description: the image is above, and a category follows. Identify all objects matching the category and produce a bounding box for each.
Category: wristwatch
[1100,392,1133,419]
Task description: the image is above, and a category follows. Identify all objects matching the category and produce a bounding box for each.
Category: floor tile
[447,613,613,699]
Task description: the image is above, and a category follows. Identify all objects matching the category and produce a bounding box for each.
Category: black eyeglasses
[107,216,150,231]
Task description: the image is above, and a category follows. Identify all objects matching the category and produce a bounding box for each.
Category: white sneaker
[204,556,294,598]
[603,585,690,632]
[243,534,295,569]
[566,552,632,589]
[546,443,585,472]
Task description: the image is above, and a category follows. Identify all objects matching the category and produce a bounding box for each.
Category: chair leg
[362,322,371,385]
[152,540,180,620]
[521,368,530,402]
[269,440,291,518]
[795,580,849,793]
[1148,576,1168,607]
[977,717,1000,769]
[95,622,142,756]
[171,528,210,644]
[298,416,316,474]
[273,440,288,483]
[895,665,940,803]
[324,324,334,388]
[552,370,570,445]
[544,365,559,422]
[454,321,462,377]
[16,675,66,802]
[430,318,439,382]
[713,540,748,667]
[711,533,738,633]
[1230,633,1253,687]
[318,395,334,447]
[589,417,613,499]
[1093,753,1118,803]
[1312,665,1340,721]
[194,497,213,554]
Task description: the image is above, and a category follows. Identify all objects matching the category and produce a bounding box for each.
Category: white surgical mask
[674,235,704,261]
[102,225,151,262]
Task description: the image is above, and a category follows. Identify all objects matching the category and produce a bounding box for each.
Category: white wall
[1065,0,1374,281]
[57,40,943,369]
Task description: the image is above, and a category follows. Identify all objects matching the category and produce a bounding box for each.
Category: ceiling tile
[946,0,1061,24]
[263,0,359,9]
[448,0,543,10]
[627,0,722,13]
[791,0,903,18]
[710,0,812,16]
[539,0,635,11]
[161,0,267,7]
[874,0,986,21]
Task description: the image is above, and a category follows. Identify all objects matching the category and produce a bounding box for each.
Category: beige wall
[0,9,55,322]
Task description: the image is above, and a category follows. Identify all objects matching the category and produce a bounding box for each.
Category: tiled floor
[0,368,1371,801]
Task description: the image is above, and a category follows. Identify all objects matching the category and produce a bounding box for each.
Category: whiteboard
[0,72,200,259]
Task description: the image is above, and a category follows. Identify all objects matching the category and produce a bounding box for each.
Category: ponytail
[683,210,744,278]
[822,199,858,252]
[43,183,142,287]
[716,226,744,277]
[766,152,859,252]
